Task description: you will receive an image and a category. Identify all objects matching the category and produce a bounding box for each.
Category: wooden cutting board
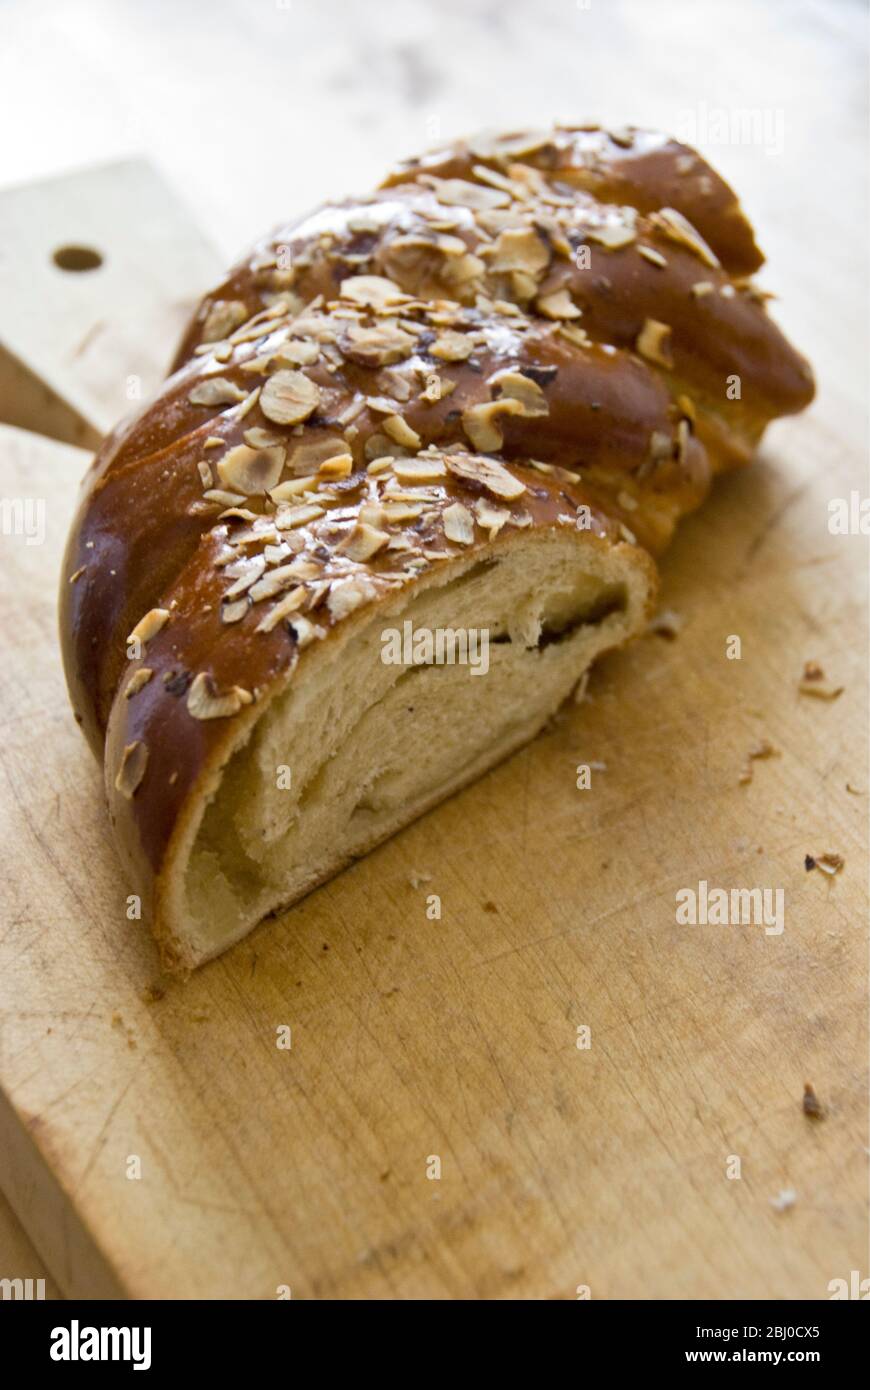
[0,159,867,1299]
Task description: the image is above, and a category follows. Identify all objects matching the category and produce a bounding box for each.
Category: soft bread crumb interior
[177,533,648,964]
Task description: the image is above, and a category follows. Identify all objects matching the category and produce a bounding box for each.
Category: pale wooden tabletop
[0,0,866,1299]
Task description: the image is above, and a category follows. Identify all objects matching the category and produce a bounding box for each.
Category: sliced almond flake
[383,415,422,449]
[221,597,249,624]
[327,575,377,620]
[124,668,153,699]
[187,673,253,721]
[339,275,407,310]
[202,299,249,343]
[617,489,639,512]
[558,322,591,348]
[115,741,148,799]
[288,615,325,648]
[244,426,283,449]
[260,370,320,425]
[272,339,319,367]
[224,556,267,599]
[537,288,581,320]
[274,502,325,531]
[393,456,446,482]
[128,608,169,646]
[471,163,526,200]
[203,436,225,449]
[430,330,475,361]
[462,398,524,452]
[422,174,509,211]
[235,386,261,420]
[250,559,308,600]
[473,498,510,535]
[618,522,637,544]
[446,453,526,499]
[488,368,549,417]
[636,318,674,368]
[382,502,424,523]
[677,393,697,422]
[287,435,347,475]
[367,455,395,475]
[204,488,248,507]
[342,321,416,367]
[365,395,399,414]
[188,377,246,407]
[638,245,668,268]
[691,281,715,298]
[318,453,354,479]
[255,586,308,633]
[650,207,721,268]
[218,443,285,495]
[584,221,636,251]
[197,460,214,488]
[442,502,475,545]
[484,227,549,276]
[339,522,390,562]
[337,396,366,427]
[270,475,317,502]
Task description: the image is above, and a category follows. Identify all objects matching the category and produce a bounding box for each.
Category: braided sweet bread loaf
[60,125,814,971]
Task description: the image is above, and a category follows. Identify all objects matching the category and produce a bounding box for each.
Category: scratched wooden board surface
[0,0,867,1300]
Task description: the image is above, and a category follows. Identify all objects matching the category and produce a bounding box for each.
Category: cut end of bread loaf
[158,530,653,970]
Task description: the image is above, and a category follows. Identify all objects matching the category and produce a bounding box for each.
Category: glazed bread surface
[59,124,814,970]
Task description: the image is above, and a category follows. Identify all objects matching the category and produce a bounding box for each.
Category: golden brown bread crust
[59,123,814,956]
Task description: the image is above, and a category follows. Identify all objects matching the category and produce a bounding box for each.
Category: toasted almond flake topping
[124,668,153,698]
[69,565,86,584]
[204,488,247,506]
[202,299,249,343]
[317,452,354,479]
[186,673,253,721]
[274,502,325,530]
[128,607,170,647]
[243,426,283,449]
[203,436,225,449]
[224,556,267,598]
[367,455,395,475]
[536,288,581,319]
[638,245,668,268]
[342,321,416,366]
[462,398,524,452]
[255,586,308,633]
[115,741,148,799]
[446,452,526,500]
[393,456,446,482]
[382,414,422,450]
[339,521,390,562]
[221,598,249,624]
[650,207,721,268]
[442,502,475,545]
[217,443,285,495]
[473,498,510,534]
[430,330,475,361]
[584,221,637,250]
[636,318,674,368]
[327,575,377,620]
[484,227,550,276]
[273,339,319,367]
[382,501,424,523]
[423,175,509,211]
[269,476,316,502]
[489,368,549,417]
[250,560,308,600]
[339,275,406,310]
[188,377,246,407]
[197,460,214,488]
[260,369,321,425]
[691,281,715,298]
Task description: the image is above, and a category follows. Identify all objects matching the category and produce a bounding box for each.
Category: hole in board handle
[52,244,104,272]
